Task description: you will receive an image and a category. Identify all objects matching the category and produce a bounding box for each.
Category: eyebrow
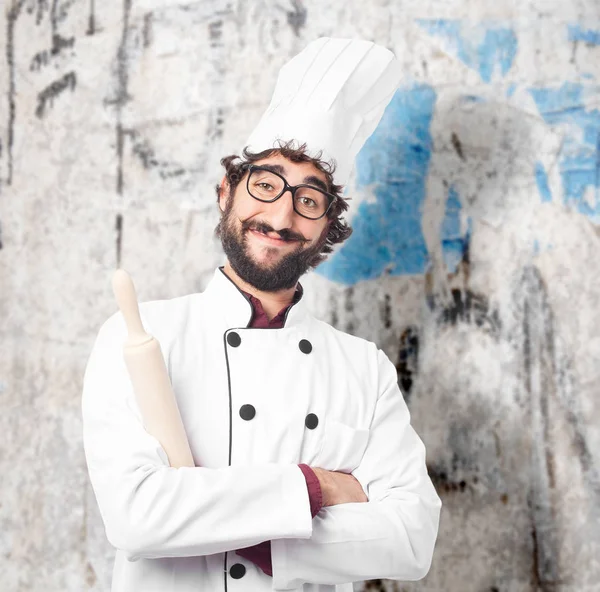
[259,164,329,193]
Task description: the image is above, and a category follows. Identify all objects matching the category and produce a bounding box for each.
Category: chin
[243,245,277,264]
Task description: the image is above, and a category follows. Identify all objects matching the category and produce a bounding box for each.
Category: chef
[82,37,442,592]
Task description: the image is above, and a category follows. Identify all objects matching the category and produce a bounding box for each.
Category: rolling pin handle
[112,269,149,343]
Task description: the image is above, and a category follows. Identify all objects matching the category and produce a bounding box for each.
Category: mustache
[241,219,308,243]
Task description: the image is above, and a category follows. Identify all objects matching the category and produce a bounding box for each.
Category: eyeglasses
[244,164,337,220]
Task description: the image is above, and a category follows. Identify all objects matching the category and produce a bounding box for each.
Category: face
[216,153,331,292]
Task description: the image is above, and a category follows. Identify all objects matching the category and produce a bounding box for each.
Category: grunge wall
[1,1,599,590]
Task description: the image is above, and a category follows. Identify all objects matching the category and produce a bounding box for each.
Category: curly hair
[214,139,353,258]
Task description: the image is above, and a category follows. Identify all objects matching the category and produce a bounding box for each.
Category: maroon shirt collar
[241,285,303,329]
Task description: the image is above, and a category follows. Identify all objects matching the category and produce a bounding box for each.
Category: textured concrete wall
[1,1,599,591]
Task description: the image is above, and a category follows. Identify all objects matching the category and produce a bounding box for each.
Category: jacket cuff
[298,464,323,518]
[236,541,272,577]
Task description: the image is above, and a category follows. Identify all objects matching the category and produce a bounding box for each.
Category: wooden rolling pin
[112,269,195,468]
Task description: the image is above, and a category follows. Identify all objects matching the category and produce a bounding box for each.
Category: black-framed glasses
[244,164,337,220]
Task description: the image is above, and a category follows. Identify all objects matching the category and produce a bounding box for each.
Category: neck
[222,261,297,321]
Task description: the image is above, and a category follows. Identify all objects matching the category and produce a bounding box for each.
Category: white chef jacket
[81,266,442,591]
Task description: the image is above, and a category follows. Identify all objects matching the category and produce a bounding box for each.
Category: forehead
[251,153,328,185]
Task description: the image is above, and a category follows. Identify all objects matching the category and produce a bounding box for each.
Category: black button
[299,339,312,354]
[227,332,241,347]
[305,413,318,429]
[229,563,246,579]
[239,404,256,421]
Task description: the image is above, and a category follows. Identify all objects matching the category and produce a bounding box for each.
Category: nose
[263,188,297,231]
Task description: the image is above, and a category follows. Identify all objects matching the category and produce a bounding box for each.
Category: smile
[249,229,296,247]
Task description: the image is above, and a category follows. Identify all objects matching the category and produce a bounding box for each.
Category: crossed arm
[234,463,322,576]
[81,316,441,588]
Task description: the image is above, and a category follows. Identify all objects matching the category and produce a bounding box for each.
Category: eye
[298,196,317,208]
[257,182,275,191]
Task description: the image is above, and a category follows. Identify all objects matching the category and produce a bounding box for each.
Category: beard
[215,196,329,292]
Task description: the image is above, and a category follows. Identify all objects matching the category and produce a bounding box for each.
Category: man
[82,38,441,592]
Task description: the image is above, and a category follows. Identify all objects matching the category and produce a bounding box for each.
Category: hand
[311,467,368,507]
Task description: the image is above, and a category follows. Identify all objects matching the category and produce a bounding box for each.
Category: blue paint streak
[529,82,600,220]
[315,32,600,285]
[440,187,471,273]
[316,85,436,284]
[535,161,552,202]
[478,27,518,82]
[441,188,462,238]
[568,24,600,45]
[416,19,518,82]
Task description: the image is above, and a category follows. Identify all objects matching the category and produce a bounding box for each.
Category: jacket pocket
[315,419,370,473]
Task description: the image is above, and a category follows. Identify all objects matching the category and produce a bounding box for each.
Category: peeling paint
[415,19,518,82]
[529,82,600,223]
[568,24,600,46]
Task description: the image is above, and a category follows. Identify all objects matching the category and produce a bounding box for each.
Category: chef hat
[244,37,403,188]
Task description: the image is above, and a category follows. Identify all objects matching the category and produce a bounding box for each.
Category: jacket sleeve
[235,464,323,576]
[81,311,313,561]
[271,347,442,590]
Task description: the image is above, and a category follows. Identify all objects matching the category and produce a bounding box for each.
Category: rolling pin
[112,269,195,468]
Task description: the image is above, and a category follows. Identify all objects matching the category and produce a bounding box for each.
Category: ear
[218,176,230,213]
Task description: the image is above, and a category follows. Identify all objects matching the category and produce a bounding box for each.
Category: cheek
[313,221,330,242]
[233,192,263,220]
